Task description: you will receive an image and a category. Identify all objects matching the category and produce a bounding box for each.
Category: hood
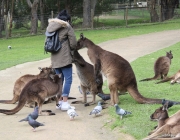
[46,18,69,33]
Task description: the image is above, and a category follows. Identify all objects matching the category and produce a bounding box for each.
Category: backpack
[44,30,67,53]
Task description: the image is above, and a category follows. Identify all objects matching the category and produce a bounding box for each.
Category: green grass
[104,42,180,139]
[0,19,180,70]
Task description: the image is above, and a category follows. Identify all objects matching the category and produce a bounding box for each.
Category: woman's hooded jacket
[46,18,77,68]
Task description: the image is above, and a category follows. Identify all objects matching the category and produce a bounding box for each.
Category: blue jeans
[55,65,72,97]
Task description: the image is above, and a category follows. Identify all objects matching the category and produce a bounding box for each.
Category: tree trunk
[161,0,179,20]
[82,0,97,28]
[148,0,159,22]
[9,0,14,37]
[26,0,39,35]
[0,0,4,38]
[148,0,179,22]
[39,0,45,30]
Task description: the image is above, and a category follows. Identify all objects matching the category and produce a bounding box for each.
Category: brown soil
[0,29,180,140]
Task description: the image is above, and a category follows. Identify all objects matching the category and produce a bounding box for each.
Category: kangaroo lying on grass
[156,70,180,84]
[72,49,104,106]
[75,33,176,105]
[0,74,62,115]
[143,103,180,140]
[140,51,173,82]
[0,67,54,107]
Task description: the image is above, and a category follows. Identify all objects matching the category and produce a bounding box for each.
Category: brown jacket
[46,18,77,68]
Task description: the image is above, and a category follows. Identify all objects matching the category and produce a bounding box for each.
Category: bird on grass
[97,93,110,102]
[19,106,39,122]
[67,107,78,120]
[162,99,180,109]
[89,101,102,116]
[28,115,44,132]
[114,104,131,119]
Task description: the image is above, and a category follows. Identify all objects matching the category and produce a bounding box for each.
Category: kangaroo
[72,49,104,106]
[143,104,180,140]
[140,50,173,82]
[0,67,54,107]
[75,33,177,105]
[156,70,180,84]
[0,74,62,115]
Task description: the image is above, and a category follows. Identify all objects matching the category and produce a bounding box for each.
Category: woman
[46,9,77,110]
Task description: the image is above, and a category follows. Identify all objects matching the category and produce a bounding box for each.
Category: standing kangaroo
[140,51,173,82]
[72,49,104,106]
[0,74,62,115]
[76,33,174,105]
[156,70,180,84]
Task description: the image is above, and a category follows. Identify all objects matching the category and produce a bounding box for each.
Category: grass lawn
[0,18,180,70]
[104,42,180,139]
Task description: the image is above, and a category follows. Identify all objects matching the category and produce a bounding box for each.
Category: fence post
[125,6,128,27]
[51,10,54,18]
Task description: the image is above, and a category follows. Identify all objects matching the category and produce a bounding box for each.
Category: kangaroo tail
[140,74,160,82]
[0,95,26,115]
[149,136,180,140]
[156,76,174,84]
[127,86,162,104]
[0,95,19,104]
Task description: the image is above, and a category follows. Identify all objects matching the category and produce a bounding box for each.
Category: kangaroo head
[150,104,169,121]
[76,33,86,50]
[38,67,55,78]
[166,50,173,59]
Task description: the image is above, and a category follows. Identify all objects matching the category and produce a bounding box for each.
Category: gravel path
[0,29,180,140]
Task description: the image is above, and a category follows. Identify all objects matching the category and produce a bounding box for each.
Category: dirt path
[0,29,180,140]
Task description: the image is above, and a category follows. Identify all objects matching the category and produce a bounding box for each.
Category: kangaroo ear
[80,33,84,39]
[169,50,172,53]
[38,67,42,71]
[162,102,168,110]
[49,74,55,80]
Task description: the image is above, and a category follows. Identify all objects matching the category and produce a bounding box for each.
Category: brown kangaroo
[72,49,104,106]
[140,51,173,82]
[143,104,180,140]
[0,67,54,107]
[76,33,174,105]
[156,70,180,84]
[0,74,62,115]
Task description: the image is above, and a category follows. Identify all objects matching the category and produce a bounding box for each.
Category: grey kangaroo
[140,50,173,82]
[76,33,179,105]
[72,49,104,106]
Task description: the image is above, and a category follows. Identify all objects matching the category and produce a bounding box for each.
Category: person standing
[46,9,77,110]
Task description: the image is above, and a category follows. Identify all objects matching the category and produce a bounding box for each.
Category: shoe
[61,101,75,111]
[56,101,62,109]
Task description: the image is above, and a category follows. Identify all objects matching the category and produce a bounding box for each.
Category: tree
[148,0,179,22]
[0,0,5,38]
[82,0,97,28]
[26,0,39,34]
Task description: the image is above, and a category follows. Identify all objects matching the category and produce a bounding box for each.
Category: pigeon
[89,101,102,116]
[78,86,91,95]
[28,115,44,132]
[19,106,39,122]
[67,107,78,120]
[97,93,110,101]
[162,99,180,109]
[114,104,131,119]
